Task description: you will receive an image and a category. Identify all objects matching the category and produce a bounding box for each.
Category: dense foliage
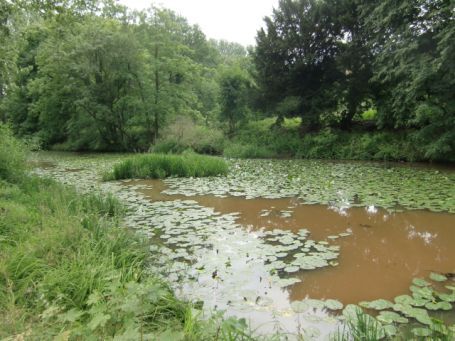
[254,0,454,161]
[0,0,453,161]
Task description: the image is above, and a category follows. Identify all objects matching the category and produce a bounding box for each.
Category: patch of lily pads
[343,273,455,339]
[162,159,455,213]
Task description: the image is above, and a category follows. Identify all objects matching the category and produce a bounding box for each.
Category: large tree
[255,0,343,132]
[364,0,454,160]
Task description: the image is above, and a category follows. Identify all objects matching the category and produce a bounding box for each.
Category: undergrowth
[224,118,430,162]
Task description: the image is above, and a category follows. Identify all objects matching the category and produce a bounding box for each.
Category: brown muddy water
[131,179,455,306]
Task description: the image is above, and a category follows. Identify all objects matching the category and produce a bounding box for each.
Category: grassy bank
[104,152,228,180]
[0,126,252,340]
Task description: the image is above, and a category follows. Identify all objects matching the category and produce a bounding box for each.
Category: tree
[28,16,144,150]
[335,0,373,128]
[254,0,342,132]
[219,65,253,136]
[364,0,455,160]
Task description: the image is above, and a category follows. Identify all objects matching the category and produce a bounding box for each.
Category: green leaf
[376,311,408,324]
[412,327,431,337]
[88,313,111,331]
[425,301,452,311]
[324,299,343,310]
[359,299,394,310]
[394,295,414,305]
[429,272,447,282]
[59,308,84,323]
[412,278,430,287]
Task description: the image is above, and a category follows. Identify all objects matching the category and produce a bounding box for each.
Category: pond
[130,179,455,305]
[31,154,455,339]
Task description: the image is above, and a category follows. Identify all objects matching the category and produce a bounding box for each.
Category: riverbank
[145,118,455,163]
[0,130,253,340]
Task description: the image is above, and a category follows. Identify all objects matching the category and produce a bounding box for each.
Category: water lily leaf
[411,328,431,337]
[284,266,300,273]
[324,299,343,310]
[359,299,394,310]
[410,294,430,307]
[383,325,398,337]
[429,272,447,282]
[425,301,452,311]
[408,308,432,325]
[394,295,414,305]
[412,278,431,287]
[410,286,433,299]
[377,311,408,324]
[291,301,307,313]
[437,292,455,303]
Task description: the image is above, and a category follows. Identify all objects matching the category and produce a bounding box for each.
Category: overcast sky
[118,0,279,46]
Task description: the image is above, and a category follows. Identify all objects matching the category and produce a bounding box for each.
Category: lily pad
[376,311,409,324]
[425,301,452,311]
[394,295,414,305]
[324,299,344,311]
[429,272,447,282]
[412,327,431,337]
[360,299,394,310]
[437,292,455,303]
[412,278,431,287]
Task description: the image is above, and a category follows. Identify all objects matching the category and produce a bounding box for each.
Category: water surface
[132,179,455,305]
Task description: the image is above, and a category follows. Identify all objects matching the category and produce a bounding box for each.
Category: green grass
[0,124,27,182]
[0,127,254,340]
[332,309,384,341]
[104,152,229,180]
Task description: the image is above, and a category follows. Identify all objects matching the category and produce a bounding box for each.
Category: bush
[104,152,228,180]
[0,124,26,182]
[153,116,225,155]
[225,118,430,162]
[224,142,275,159]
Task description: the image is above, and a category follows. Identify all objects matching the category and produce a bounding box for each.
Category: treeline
[254,0,454,161]
[0,0,253,151]
[1,0,454,161]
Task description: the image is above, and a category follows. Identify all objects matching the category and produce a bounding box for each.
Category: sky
[118,0,279,46]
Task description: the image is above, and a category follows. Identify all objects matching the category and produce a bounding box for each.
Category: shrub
[104,152,228,180]
[0,124,26,182]
[223,142,275,159]
[153,116,225,155]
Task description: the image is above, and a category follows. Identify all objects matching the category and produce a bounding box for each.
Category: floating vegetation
[30,152,455,339]
[346,274,455,339]
[163,159,455,213]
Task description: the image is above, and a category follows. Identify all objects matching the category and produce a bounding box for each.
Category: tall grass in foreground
[104,152,228,180]
[0,124,27,182]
